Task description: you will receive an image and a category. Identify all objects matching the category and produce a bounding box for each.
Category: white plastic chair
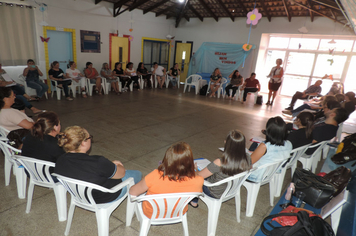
[131,192,202,236]
[50,80,67,100]
[0,139,26,199]
[274,144,311,197]
[243,160,288,217]
[86,77,106,96]
[53,174,135,236]
[183,74,203,94]
[223,83,241,101]
[70,78,86,98]
[139,74,154,89]
[0,125,9,139]
[166,75,180,88]
[16,156,67,221]
[18,74,48,99]
[206,77,228,98]
[200,170,253,236]
[239,90,259,104]
[153,74,166,89]
[298,140,329,173]
[118,76,134,92]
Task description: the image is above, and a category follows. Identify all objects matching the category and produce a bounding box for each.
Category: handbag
[323,166,351,197]
[292,168,336,209]
[272,205,318,226]
[261,211,335,236]
[331,133,356,164]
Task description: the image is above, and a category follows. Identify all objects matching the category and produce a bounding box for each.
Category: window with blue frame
[143,40,169,70]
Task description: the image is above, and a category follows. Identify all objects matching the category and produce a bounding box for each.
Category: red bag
[272,205,320,226]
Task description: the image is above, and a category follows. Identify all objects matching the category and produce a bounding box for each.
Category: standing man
[285,80,322,110]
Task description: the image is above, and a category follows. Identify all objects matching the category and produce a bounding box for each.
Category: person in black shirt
[287,111,314,149]
[137,62,151,88]
[168,63,180,89]
[55,126,142,204]
[344,92,356,116]
[113,62,131,91]
[48,61,72,101]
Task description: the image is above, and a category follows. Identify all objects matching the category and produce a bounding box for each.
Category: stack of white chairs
[16,156,67,221]
[53,174,135,236]
[183,74,203,94]
[131,192,202,236]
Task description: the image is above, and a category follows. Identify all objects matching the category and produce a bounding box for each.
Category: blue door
[47,30,73,72]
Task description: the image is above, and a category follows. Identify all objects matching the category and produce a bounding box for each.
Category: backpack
[199,84,208,96]
[256,95,263,105]
[261,211,335,236]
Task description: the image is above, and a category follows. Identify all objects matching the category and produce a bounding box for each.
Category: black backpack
[260,211,335,236]
[199,84,208,96]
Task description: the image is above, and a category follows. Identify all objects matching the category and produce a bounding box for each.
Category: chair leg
[4,157,12,186]
[71,87,76,98]
[95,209,110,236]
[126,198,136,227]
[269,178,277,206]
[65,203,76,236]
[182,213,189,236]
[274,168,287,197]
[26,182,35,213]
[53,185,67,221]
[56,89,61,100]
[15,167,26,199]
[235,190,241,223]
[244,183,261,217]
[183,84,187,93]
[207,201,222,236]
[139,218,151,236]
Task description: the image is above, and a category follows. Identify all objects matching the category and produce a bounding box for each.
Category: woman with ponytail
[287,111,315,149]
[22,111,64,164]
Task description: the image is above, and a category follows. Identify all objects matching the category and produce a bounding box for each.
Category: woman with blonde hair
[209,68,222,98]
[54,126,142,203]
[130,142,204,217]
[100,62,121,95]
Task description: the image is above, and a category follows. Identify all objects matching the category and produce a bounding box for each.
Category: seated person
[225,70,243,99]
[306,107,349,154]
[0,63,43,114]
[167,63,180,89]
[327,81,344,95]
[190,130,251,207]
[0,87,33,132]
[208,68,222,98]
[137,62,151,88]
[49,61,73,101]
[151,62,166,89]
[55,126,142,204]
[129,142,204,218]
[100,62,120,95]
[240,72,260,103]
[287,111,314,149]
[285,80,322,110]
[248,116,292,182]
[66,61,87,98]
[23,59,48,99]
[314,100,341,125]
[344,92,356,116]
[113,62,130,92]
[22,112,64,173]
[125,62,139,90]
[84,62,102,95]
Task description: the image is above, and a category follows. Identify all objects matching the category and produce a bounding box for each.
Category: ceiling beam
[307,0,314,22]
[290,0,346,25]
[310,0,341,11]
[259,0,271,22]
[281,0,291,22]
[129,0,150,11]
[197,0,218,21]
[329,9,336,19]
[184,15,190,21]
[175,0,189,28]
[143,0,171,14]
[215,0,234,22]
[115,7,130,17]
[95,0,102,4]
[113,0,131,17]
[156,6,171,17]
[187,3,203,22]
[235,0,248,15]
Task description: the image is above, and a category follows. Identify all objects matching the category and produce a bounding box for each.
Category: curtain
[187,42,256,78]
[0,4,37,66]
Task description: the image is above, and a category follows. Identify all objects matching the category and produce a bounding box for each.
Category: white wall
[175,16,355,78]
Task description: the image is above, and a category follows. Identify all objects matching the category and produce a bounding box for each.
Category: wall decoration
[242,44,252,51]
[246,9,262,25]
[298,26,308,33]
[128,35,134,41]
[40,36,50,43]
[129,28,133,32]
[80,30,101,53]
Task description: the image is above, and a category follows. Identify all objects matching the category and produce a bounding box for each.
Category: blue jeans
[116,170,142,200]
[11,84,26,96]
[27,79,48,98]
[16,95,32,109]
[191,185,216,203]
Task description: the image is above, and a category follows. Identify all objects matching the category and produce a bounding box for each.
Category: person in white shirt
[151,62,166,89]
[66,61,87,98]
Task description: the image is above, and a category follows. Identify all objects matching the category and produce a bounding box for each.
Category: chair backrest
[285,144,311,168]
[0,125,9,139]
[204,169,254,202]
[133,192,202,220]
[336,122,344,142]
[308,140,329,158]
[0,140,21,161]
[257,160,288,185]
[15,155,56,186]
[186,74,202,83]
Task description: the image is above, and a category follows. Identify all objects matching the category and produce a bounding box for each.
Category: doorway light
[178,0,184,2]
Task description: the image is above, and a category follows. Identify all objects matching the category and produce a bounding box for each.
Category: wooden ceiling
[95,0,349,28]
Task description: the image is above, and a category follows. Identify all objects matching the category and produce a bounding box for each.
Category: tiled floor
[1,87,355,236]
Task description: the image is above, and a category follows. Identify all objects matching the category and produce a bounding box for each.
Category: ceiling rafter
[113,0,131,17]
[215,0,234,22]
[281,0,291,21]
[197,0,218,21]
[129,0,150,11]
[143,0,171,14]
[307,0,314,21]
[259,0,271,22]
[187,3,203,22]
[175,0,189,27]
[156,6,174,17]
[329,8,336,19]
[235,0,248,15]
[310,0,340,10]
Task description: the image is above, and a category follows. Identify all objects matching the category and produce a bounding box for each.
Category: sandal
[188,202,199,208]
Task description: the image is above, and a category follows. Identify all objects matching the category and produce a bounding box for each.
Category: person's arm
[177,69,180,75]
[84,69,90,78]
[129,178,148,197]
[196,158,220,178]
[257,82,261,91]
[18,119,34,130]
[100,70,108,78]
[250,143,267,164]
[49,74,62,81]
[93,68,99,77]
[23,67,30,76]
[228,71,234,79]
[163,68,167,75]
[169,69,173,77]
[111,161,126,179]
[0,81,13,86]
[36,66,43,76]
[237,77,244,87]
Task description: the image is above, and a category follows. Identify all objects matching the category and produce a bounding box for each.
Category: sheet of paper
[250,136,265,143]
[2,73,13,82]
[194,158,211,171]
